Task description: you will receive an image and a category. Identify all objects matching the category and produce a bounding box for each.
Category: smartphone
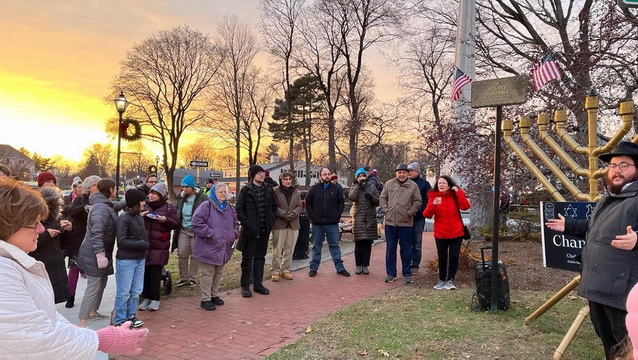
[146,213,159,219]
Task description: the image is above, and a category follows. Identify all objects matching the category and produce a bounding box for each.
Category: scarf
[210,190,227,212]
[279,185,295,205]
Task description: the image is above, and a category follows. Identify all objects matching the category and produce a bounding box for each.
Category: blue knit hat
[354,168,367,178]
[181,175,196,188]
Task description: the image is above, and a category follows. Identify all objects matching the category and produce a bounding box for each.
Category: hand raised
[611,225,638,250]
[545,213,565,232]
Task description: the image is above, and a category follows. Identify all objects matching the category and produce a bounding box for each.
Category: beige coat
[272,186,304,230]
[379,178,422,227]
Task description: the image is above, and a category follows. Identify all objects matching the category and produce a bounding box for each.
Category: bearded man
[546,141,638,360]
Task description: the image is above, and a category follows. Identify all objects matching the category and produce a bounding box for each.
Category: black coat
[116,212,150,260]
[348,182,380,241]
[29,187,69,304]
[235,182,276,250]
[61,194,90,258]
[306,182,344,226]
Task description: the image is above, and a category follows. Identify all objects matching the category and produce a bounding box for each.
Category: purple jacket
[143,199,180,265]
[192,200,239,266]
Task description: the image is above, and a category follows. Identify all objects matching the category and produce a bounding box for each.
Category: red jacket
[423,189,470,239]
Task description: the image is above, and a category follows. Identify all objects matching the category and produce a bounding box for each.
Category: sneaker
[271,274,280,282]
[138,298,152,311]
[241,287,252,297]
[411,267,419,275]
[253,285,270,295]
[88,312,110,320]
[188,280,197,287]
[445,280,457,290]
[337,269,351,277]
[175,280,188,287]
[149,300,160,311]
[355,265,363,275]
[362,266,369,275]
[433,280,446,290]
[404,276,414,284]
[281,272,293,280]
[129,316,144,328]
[384,276,397,283]
[201,300,215,311]
[65,295,75,309]
[309,270,317,277]
[211,296,224,306]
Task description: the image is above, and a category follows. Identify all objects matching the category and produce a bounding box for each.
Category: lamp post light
[114,91,128,192]
[155,156,160,175]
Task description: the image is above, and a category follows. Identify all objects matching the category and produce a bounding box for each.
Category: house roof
[0,145,34,163]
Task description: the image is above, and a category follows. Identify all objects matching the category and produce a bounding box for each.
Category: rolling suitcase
[474,245,510,310]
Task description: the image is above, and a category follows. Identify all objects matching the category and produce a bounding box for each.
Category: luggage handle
[480,245,492,267]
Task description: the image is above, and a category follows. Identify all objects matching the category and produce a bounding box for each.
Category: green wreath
[120,118,142,141]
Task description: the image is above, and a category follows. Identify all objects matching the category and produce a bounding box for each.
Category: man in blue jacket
[546,141,638,359]
[408,162,431,274]
[306,167,350,277]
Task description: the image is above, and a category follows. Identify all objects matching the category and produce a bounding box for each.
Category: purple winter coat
[143,198,180,266]
[192,200,239,266]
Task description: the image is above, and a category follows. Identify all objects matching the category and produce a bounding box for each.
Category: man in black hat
[235,165,276,297]
[203,178,213,195]
[546,141,638,359]
[379,163,422,284]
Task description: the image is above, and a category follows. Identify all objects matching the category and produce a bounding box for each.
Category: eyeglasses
[24,221,42,233]
[609,162,636,171]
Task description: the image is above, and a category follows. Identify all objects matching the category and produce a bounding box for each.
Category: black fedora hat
[395,163,409,172]
[598,141,638,163]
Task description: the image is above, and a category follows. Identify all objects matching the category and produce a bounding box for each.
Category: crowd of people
[3,147,638,359]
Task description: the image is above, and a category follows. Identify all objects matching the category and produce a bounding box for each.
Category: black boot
[65,295,75,308]
[241,287,252,298]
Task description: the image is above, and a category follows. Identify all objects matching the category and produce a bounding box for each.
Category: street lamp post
[114,91,128,193]
[155,156,160,175]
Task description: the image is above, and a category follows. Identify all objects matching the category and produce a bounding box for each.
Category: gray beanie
[150,183,168,198]
[407,162,421,173]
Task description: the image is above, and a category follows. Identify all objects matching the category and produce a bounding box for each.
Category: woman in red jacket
[423,175,470,290]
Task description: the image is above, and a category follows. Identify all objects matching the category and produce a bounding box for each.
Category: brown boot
[281,272,293,280]
[271,273,280,282]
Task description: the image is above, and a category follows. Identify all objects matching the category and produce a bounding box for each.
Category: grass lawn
[266,287,604,360]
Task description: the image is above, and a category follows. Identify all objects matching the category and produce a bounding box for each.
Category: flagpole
[454,0,476,102]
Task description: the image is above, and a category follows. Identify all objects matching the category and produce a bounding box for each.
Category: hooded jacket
[115,212,149,260]
[0,241,99,359]
[349,181,380,240]
[423,189,470,239]
[565,180,638,310]
[29,187,69,304]
[77,192,118,277]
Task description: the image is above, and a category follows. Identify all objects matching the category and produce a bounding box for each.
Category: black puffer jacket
[29,187,69,304]
[61,194,90,259]
[116,212,149,260]
[348,182,380,241]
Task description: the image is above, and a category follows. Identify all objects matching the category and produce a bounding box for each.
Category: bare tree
[318,0,404,174]
[207,16,260,192]
[112,25,223,198]
[260,0,306,175]
[120,141,155,178]
[80,143,114,178]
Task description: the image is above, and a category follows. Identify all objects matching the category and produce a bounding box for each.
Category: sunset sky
[0,0,396,163]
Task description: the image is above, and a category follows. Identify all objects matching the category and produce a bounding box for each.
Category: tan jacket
[272,186,303,230]
[379,178,422,227]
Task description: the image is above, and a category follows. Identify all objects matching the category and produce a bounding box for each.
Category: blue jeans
[114,259,145,325]
[309,224,344,272]
[385,225,413,278]
[411,218,426,268]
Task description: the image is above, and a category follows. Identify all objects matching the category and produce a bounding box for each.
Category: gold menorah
[502,94,635,359]
[503,94,635,202]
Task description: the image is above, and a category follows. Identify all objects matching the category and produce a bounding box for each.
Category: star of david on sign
[563,204,578,218]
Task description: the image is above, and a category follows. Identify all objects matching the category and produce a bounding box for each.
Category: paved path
[60,233,437,360]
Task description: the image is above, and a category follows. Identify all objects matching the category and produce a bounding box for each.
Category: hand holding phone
[146,213,159,220]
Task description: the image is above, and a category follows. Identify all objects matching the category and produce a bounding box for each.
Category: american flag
[531,53,561,91]
[451,68,472,102]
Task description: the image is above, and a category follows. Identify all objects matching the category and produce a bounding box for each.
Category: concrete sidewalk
[59,233,437,360]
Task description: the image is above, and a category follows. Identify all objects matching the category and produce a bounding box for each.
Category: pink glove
[96,252,108,269]
[626,284,638,360]
[96,322,149,355]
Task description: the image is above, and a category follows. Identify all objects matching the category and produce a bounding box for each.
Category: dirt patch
[426,238,578,292]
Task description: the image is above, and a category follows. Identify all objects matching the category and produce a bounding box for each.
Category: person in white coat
[0,178,148,360]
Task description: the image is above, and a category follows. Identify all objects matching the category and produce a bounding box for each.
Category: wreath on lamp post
[119,118,142,141]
